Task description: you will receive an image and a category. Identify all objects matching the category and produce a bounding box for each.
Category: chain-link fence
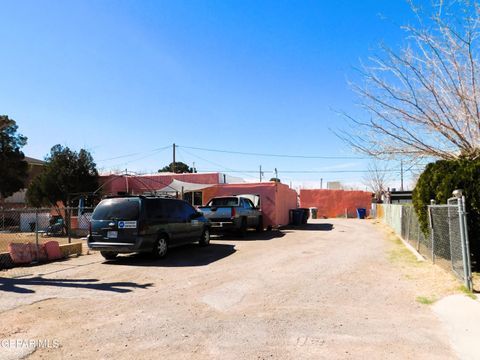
[400,205,431,261]
[428,197,472,289]
[379,199,473,290]
[0,207,93,275]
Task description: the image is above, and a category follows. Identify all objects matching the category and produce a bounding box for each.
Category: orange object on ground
[44,241,62,260]
[300,189,372,218]
[202,182,298,228]
[37,244,48,262]
[8,243,33,264]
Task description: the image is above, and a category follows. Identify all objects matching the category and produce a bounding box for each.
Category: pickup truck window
[207,197,239,207]
[243,199,254,209]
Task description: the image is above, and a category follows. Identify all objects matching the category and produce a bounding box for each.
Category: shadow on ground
[0,276,153,294]
[284,223,334,231]
[214,229,286,241]
[104,243,236,267]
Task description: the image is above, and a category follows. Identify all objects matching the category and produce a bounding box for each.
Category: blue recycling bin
[356,208,366,219]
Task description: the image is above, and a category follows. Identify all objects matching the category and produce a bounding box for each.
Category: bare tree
[342,0,480,161]
[362,162,390,201]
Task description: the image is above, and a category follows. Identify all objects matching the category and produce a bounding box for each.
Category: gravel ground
[0,219,456,359]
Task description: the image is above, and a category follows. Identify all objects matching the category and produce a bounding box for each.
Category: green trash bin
[289,209,304,225]
[310,207,318,219]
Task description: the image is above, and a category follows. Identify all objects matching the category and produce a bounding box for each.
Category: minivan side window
[166,200,184,220]
[182,202,197,220]
[146,199,167,219]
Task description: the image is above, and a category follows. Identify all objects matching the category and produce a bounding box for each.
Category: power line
[195,168,424,174]
[177,147,259,180]
[178,145,365,159]
[109,146,171,168]
[98,145,171,162]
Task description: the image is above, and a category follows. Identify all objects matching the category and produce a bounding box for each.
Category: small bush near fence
[412,158,480,263]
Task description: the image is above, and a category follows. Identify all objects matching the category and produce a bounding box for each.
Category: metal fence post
[458,196,473,291]
[68,207,72,244]
[428,206,435,263]
[35,209,39,262]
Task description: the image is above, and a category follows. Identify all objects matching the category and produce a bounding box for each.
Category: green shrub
[412,159,480,264]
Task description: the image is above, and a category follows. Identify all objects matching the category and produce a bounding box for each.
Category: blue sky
[0,0,420,188]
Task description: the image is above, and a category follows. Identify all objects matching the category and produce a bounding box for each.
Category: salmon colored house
[202,182,298,228]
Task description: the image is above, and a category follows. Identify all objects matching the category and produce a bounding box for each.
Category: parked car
[87,195,210,260]
[198,194,263,235]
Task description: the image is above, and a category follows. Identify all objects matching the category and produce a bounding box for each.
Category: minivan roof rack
[102,193,178,200]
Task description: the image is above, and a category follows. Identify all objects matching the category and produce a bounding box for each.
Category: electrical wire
[98,145,171,163]
[177,147,259,181]
[178,145,365,159]
[109,146,171,169]
[194,168,424,174]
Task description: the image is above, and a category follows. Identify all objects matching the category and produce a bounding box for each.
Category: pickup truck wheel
[238,218,247,237]
[255,216,264,232]
[199,228,210,246]
[152,235,168,258]
[100,251,118,260]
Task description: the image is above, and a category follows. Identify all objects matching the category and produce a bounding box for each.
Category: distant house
[385,190,413,204]
[327,181,343,190]
[1,156,45,208]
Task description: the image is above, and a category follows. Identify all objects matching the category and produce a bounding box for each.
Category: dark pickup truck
[198,195,263,234]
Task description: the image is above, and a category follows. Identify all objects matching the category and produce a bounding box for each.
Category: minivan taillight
[231,207,236,218]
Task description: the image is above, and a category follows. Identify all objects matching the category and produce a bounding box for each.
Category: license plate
[107,231,118,239]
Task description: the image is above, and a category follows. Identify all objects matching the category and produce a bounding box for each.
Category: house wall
[202,182,298,227]
[300,189,372,218]
[2,160,45,209]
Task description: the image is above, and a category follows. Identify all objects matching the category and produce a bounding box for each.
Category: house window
[184,192,203,206]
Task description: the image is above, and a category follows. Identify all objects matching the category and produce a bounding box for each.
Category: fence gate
[428,196,473,291]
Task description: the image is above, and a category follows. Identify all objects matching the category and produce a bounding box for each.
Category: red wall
[300,189,372,218]
[202,182,298,227]
[99,173,221,195]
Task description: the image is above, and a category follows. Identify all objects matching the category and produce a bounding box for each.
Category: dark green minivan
[87,196,210,260]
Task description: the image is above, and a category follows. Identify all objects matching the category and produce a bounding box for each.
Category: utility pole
[172,143,176,173]
[259,165,263,182]
[400,160,404,191]
[320,178,323,189]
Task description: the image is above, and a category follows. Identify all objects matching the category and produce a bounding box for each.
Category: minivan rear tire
[152,235,168,258]
[199,228,210,246]
[101,251,118,260]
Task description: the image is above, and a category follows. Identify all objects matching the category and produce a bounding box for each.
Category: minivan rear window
[207,197,239,207]
[92,198,140,220]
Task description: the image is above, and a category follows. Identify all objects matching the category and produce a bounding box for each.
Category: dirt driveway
[0,219,455,359]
